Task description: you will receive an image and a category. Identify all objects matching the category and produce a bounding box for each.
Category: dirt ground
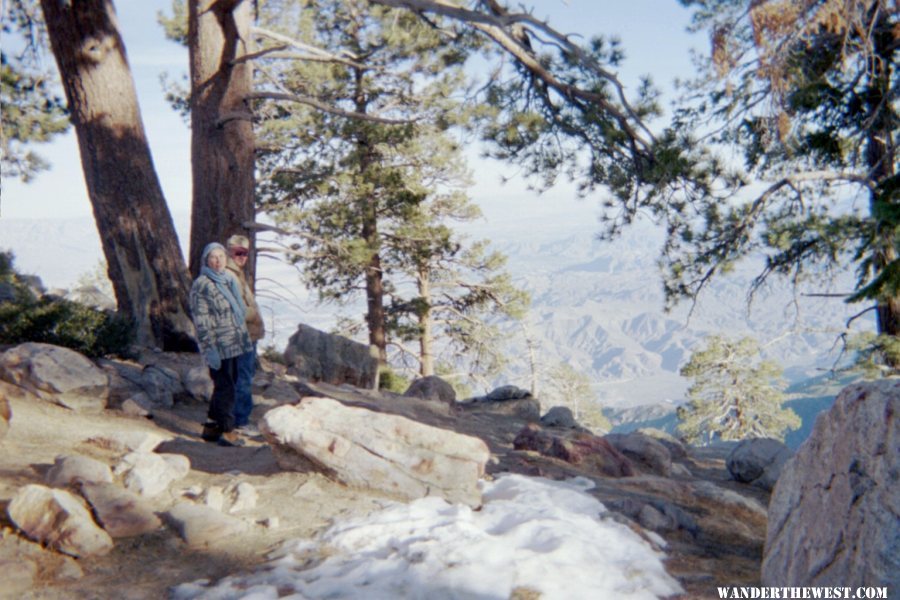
[0,369,766,599]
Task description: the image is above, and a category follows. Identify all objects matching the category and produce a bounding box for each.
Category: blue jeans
[234,344,257,427]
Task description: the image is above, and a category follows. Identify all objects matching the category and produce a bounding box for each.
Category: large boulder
[261,397,490,507]
[7,484,113,558]
[762,380,900,589]
[404,375,456,405]
[727,437,792,491]
[0,343,109,411]
[604,432,673,477]
[283,324,378,389]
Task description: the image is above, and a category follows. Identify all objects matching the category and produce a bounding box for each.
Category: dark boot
[201,421,221,442]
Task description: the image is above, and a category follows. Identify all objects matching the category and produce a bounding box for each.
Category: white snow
[171,474,682,600]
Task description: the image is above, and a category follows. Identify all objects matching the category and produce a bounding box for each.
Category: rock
[0,343,109,411]
[183,366,213,401]
[605,432,672,477]
[120,393,154,417]
[638,504,673,532]
[261,397,490,507]
[513,424,635,477]
[202,487,226,511]
[727,438,792,491]
[258,377,302,406]
[540,406,581,429]
[283,324,378,389]
[114,452,191,498]
[404,376,456,405]
[485,385,532,401]
[46,455,114,487]
[78,482,162,538]
[763,380,900,589]
[466,396,541,421]
[0,393,10,441]
[636,428,688,460]
[56,556,84,581]
[226,481,258,513]
[140,365,182,407]
[92,431,170,454]
[164,502,250,548]
[7,484,113,558]
[96,359,146,409]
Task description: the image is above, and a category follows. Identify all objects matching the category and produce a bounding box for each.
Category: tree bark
[40,0,196,351]
[867,10,899,340]
[363,212,388,366]
[188,0,256,280]
[417,267,434,377]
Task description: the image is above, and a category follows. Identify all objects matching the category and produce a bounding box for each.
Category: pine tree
[253,0,505,369]
[0,0,69,183]
[541,362,611,433]
[677,336,800,444]
[666,1,898,345]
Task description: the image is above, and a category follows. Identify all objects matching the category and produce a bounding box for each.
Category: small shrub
[378,368,410,394]
[0,252,134,358]
[261,344,288,365]
[0,296,134,358]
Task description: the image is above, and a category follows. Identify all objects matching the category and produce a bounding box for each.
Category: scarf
[200,242,246,322]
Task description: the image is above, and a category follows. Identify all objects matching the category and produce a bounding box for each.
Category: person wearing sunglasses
[226,234,266,437]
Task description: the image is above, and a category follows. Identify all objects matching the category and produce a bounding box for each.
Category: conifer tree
[541,362,611,433]
[253,0,507,368]
[0,0,68,183]
[677,336,800,444]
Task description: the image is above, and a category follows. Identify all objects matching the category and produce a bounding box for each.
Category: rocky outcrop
[513,423,634,477]
[0,343,109,411]
[404,375,456,405]
[261,397,490,506]
[7,484,114,558]
[763,380,900,589]
[605,432,673,477]
[727,438,792,491]
[463,385,540,420]
[284,324,379,389]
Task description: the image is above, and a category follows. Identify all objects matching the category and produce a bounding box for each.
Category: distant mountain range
[0,208,872,417]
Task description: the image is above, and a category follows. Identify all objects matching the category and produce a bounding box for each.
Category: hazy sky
[0,0,700,222]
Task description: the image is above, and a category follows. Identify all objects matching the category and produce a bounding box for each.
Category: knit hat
[200,242,227,268]
[226,234,250,250]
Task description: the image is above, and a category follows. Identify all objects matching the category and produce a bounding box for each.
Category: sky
[0,0,701,223]
[170,473,683,599]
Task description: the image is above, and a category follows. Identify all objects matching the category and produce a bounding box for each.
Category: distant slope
[0,212,873,411]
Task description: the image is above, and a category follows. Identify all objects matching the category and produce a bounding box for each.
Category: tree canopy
[677,335,800,443]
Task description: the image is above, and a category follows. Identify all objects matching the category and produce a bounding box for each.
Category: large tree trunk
[363,215,388,365]
[867,10,899,339]
[40,0,196,351]
[417,267,435,376]
[188,0,256,279]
